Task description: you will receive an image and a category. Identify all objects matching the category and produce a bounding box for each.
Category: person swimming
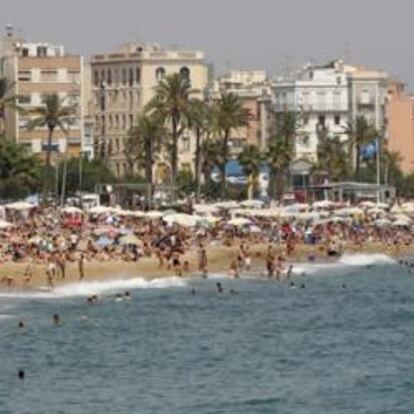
[216,282,223,293]
[53,314,61,325]
[17,369,25,380]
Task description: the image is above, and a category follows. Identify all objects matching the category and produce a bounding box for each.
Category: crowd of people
[0,199,413,289]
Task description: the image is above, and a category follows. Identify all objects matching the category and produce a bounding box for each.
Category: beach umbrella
[213,201,240,210]
[248,225,262,233]
[145,211,164,219]
[94,226,119,236]
[240,200,264,209]
[119,234,142,246]
[28,235,43,245]
[0,220,13,229]
[359,201,376,208]
[96,236,114,247]
[374,218,392,227]
[193,204,220,215]
[5,201,35,211]
[228,217,252,226]
[393,219,411,227]
[313,200,335,209]
[88,206,114,215]
[61,206,84,215]
[163,213,201,227]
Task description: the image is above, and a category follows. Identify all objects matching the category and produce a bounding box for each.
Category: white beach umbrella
[193,204,220,215]
[61,206,84,215]
[313,200,335,209]
[88,206,114,215]
[359,201,376,208]
[163,213,201,227]
[374,218,392,227]
[145,211,164,219]
[228,217,252,226]
[240,200,264,209]
[5,201,35,211]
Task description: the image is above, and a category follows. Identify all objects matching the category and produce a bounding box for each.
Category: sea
[1,254,414,414]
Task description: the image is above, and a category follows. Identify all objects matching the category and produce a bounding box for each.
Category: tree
[187,98,212,200]
[0,139,41,200]
[313,129,350,182]
[345,115,377,180]
[125,113,164,207]
[27,93,77,202]
[213,93,251,197]
[58,157,115,196]
[238,145,264,200]
[0,77,18,135]
[265,111,299,200]
[146,73,192,191]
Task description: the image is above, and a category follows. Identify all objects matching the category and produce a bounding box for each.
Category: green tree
[238,144,264,200]
[125,113,164,207]
[58,157,115,196]
[187,98,212,200]
[345,115,377,180]
[0,139,41,200]
[313,130,350,181]
[214,93,251,197]
[146,73,192,191]
[0,77,18,135]
[27,93,77,202]
[266,111,299,200]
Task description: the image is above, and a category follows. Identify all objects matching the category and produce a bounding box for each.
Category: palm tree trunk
[145,136,153,209]
[42,126,54,204]
[171,115,179,199]
[194,127,201,201]
[60,153,67,207]
[355,143,360,180]
[221,129,229,198]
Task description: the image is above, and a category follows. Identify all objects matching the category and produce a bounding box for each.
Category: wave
[338,253,396,266]
[0,277,188,299]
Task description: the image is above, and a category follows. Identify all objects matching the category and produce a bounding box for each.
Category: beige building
[216,70,272,154]
[0,26,84,159]
[386,81,414,174]
[89,42,208,177]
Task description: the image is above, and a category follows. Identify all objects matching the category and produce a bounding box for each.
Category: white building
[273,59,389,181]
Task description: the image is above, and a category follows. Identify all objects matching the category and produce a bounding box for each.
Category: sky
[2,0,413,87]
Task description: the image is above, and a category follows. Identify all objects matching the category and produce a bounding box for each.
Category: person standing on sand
[198,245,208,275]
[78,253,85,281]
[266,246,275,279]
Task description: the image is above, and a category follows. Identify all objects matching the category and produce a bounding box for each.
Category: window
[17,95,31,104]
[135,68,141,84]
[107,69,112,86]
[22,48,29,57]
[100,70,106,84]
[67,71,80,83]
[182,137,190,151]
[18,71,31,81]
[94,71,99,86]
[318,115,325,127]
[129,68,134,86]
[114,69,119,84]
[122,114,127,130]
[334,115,341,125]
[36,46,47,57]
[122,68,127,85]
[115,115,120,130]
[129,114,134,128]
[155,67,166,81]
[180,66,190,82]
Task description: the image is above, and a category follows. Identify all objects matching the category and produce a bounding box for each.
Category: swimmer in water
[17,369,25,380]
[115,293,124,302]
[53,314,61,326]
[18,321,25,329]
[289,281,296,289]
[191,288,196,295]
[286,265,293,279]
[300,283,305,289]
[216,282,223,293]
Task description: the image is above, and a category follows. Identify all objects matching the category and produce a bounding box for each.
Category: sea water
[1,254,414,414]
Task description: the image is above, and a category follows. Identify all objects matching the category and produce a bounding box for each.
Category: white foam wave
[338,253,396,266]
[0,277,188,299]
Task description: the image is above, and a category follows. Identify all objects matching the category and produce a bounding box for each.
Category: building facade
[216,70,273,153]
[273,59,390,181]
[89,42,208,177]
[386,81,414,174]
[0,27,84,159]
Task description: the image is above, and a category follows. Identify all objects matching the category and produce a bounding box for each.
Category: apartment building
[273,59,389,181]
[0,27,84,159]
[90,42,208,177]
[216,70,273,153]
[386,81,414,174]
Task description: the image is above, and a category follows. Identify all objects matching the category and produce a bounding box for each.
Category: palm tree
[201,139,222,187]
[313,129,350,182]
[0,139,41,200]
[345,115,377,180]
[214,93,251,197]
[265,111,299,200]
[187,98,212,199]
[146,73,192,191]
[27,93,76,202]
[125,113,164,207]
[238,145,264,200]
[0,77,18,136]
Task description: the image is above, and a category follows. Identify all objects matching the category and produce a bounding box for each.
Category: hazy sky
[2,0,413,87]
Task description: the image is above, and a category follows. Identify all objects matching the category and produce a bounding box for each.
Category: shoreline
[0,242,410,292]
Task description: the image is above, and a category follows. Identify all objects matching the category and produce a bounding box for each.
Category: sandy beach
[1,241,410,291]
